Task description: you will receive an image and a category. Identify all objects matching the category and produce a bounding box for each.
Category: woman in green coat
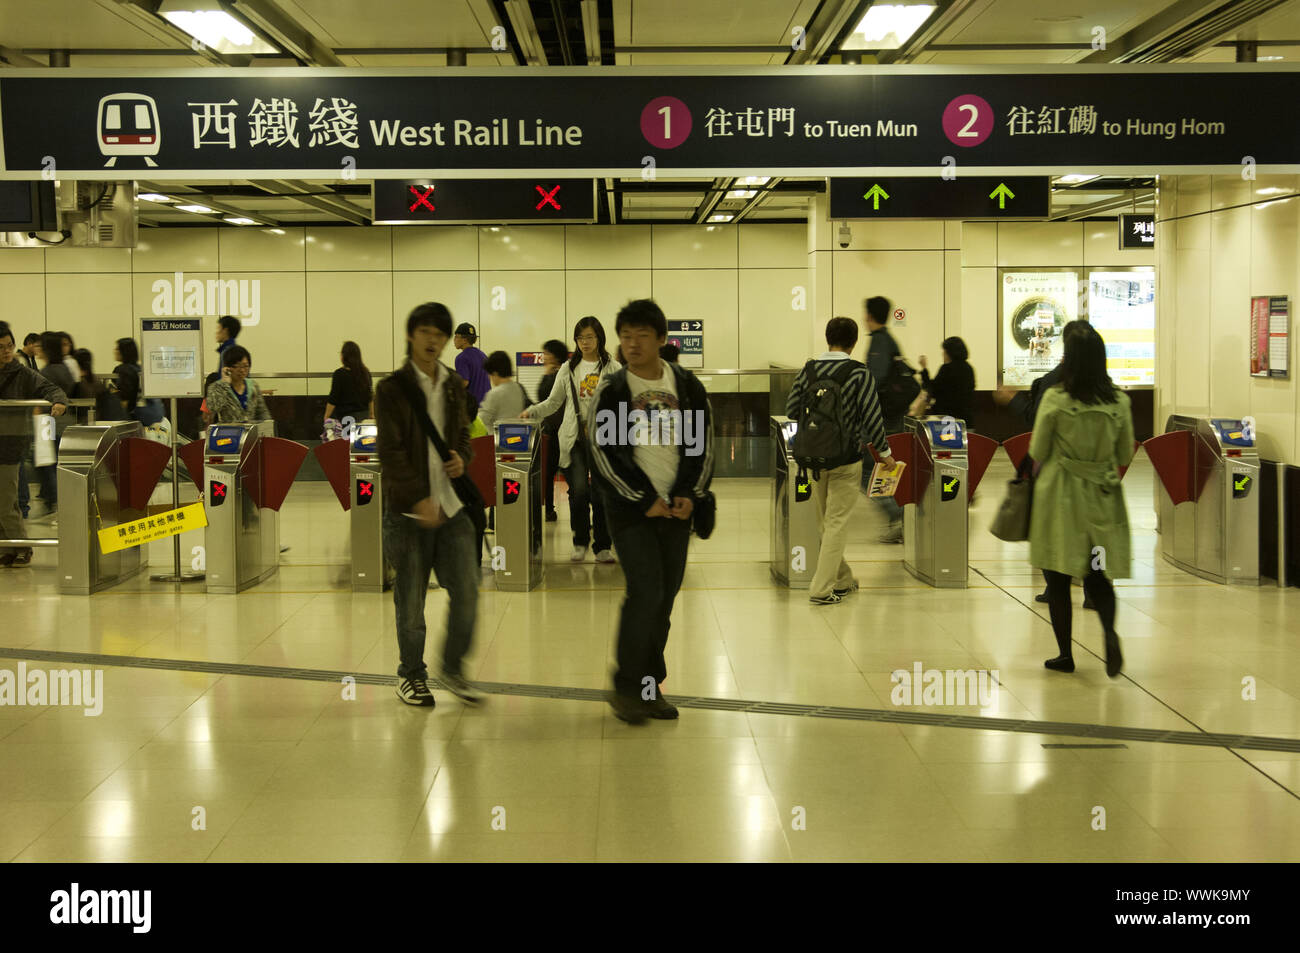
[1028,325,1134,678]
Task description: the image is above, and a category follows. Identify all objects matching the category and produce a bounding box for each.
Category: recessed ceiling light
[175,204,214,214]
[158,1,279,54]
[726,189,757,200]
[844,4,936,50]
[1057,174,1100,185]
[223,217,256,225]
[735,176,770,187]
[138,193,173,203]
[1259,55,1285,61]
[708,214,734,223]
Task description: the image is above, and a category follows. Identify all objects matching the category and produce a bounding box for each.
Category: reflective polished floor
[3,456,1299,862]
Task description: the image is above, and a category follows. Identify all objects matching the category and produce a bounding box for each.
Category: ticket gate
[1145,415,1260,585]
[312,423,386,592]
[769,415,820,588]
[57,421,171,594]
[892,417,998,589]
[494,419,543,591]
[202,421,308,594]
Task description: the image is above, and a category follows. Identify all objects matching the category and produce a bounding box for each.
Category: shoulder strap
[518,380,531,407]
[394,369,453,463]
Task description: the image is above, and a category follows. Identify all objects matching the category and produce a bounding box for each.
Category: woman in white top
[522,316,621,563]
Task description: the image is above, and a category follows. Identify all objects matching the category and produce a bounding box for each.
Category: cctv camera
[837,222,851,249]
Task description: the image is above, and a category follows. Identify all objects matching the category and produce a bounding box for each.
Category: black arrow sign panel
[829,176,1051,219]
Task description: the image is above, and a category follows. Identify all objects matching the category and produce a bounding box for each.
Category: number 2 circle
[942,95,993,147]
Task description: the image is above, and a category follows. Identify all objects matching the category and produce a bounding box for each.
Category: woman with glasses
[521,316,622,563]
[204,345,271,425]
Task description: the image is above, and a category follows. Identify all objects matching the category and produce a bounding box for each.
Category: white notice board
[140,318,204,398]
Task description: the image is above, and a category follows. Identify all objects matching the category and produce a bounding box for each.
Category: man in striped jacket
[589,299,714,724]
[787,316,896,605]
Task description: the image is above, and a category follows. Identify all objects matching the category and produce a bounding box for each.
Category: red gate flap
[178,438,205,491]
[966,433,999,500]
[1142,430,1194,504]
[256,437,309,512]
[468,435,496,507]
[117,436,172,512]
[312,439,352,511]
[1002,432,1032,469]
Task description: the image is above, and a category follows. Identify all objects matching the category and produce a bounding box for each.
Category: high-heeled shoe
[1104,632,1123,678]
[1044,656,1075,673]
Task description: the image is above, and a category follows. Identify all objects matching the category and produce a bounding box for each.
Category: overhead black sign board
[0,67,1298,180]
[1119,213,1156,249]
[829,176,1050,219]
[372,178,595,224]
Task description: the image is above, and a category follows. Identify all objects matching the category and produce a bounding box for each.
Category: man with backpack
[864,296,917,543]
[787,316,896,605]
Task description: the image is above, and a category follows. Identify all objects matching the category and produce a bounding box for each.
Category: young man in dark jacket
[0,322,68,566]
[376,302,484,708]
[588,299,714,724]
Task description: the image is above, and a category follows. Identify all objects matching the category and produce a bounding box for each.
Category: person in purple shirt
[452,322,490,414]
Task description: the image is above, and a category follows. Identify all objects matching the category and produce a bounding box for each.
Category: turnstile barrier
[769,415,820,588]
[902,416,971,588]
[494,418,543,591]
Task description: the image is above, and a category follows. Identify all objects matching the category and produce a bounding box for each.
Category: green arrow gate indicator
[944,478,958,492]
[1235,476,1250,491]
[989,183,1015,209]
[863,184,890,210]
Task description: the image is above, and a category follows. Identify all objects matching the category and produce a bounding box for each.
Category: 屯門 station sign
[1,66,1298,180]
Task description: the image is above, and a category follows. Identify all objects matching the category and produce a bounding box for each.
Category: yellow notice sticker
[97,502,208,555]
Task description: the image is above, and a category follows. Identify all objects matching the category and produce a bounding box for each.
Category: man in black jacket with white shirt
[589,299,714,724]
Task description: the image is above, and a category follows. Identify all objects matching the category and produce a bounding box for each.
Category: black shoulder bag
[395,372,487,539]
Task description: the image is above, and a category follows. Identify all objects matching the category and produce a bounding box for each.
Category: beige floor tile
[403,831,598,862]
[788,827,988,862]
[414,796,598,834]
[15,834,220,862]
[595,827,791,862]
[208,832,407,862]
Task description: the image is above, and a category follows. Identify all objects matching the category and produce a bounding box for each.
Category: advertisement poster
[1000,271,1078,386]
[1087,270,1156,386]
[1252,296,1290,378]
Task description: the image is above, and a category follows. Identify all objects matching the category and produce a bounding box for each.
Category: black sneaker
[646,694,679,720]
[809,592,843,605]
[1035,591,1050,603]
[833,582,859,598]
[441,672,485,705]
[395,677,435,707]
[545,508,558,522]
[609,693,648,725]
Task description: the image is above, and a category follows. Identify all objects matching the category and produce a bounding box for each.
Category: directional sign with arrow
[666,320,705,368]
[830,176,1050,220]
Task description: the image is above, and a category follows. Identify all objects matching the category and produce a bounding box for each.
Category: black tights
[1042,568,1117,659]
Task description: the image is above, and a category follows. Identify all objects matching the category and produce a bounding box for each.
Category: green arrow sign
[863,183,890,210]
[989,183,1015,209]
[1235,476,1250,491]
[944,478,958,492]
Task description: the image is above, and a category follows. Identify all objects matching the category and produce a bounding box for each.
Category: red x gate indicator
[356,479,374,505]
[535,184,561,210]
[209,480,228,506]
[408,185,435,213]
[503,478,521,503]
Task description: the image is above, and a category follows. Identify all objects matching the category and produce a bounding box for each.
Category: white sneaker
[595,549,616,564]
[571,545,588,562]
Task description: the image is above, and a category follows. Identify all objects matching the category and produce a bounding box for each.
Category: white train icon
[97,93,160,167]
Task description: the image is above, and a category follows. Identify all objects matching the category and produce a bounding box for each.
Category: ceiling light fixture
[708,214,734,223]
[139,193,174,203]
[843,4,937,50]
[158,0,279,55]
[223,217,257,225]
[726,189,757,199]
[1259,55,1285,61]
[175,204,215,214]
[1057,174,1101,185]
[735,176,771,187]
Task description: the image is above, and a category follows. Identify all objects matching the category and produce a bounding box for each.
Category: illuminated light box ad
[1000,271,1079,387]
[1087,270,1156,387]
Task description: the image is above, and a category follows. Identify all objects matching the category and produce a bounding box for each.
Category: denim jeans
[607,509,692,698]
[383,507,479,681]
[563,442,610,551]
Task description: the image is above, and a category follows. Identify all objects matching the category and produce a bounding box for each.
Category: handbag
[990,455,1033,542]
[395,371,488,539]
[692,489,717,539]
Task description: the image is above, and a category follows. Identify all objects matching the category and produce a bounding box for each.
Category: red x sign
[535,184,562,211]
[358,481,373,497]
[408,185,435,213]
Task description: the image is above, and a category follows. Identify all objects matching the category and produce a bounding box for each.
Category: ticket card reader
[494,419,543,591]
[349,423,385,592]
[904,416,970,588]
[769,416,821,587]
[1150,416,1260,585]
[204,420,279,593]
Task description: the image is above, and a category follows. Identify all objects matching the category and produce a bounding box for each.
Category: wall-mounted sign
[1119,213,1155,249]
[999,271,1079,387]
[666,320,703,368]
[140,317,203,398]
[1251,295,1289,378]
[829,176,1050,219]
[515,350,549,400]
[372,179,595,224]
[1,67,1297,179]
[1087,269,1155,387]
[892,307,907,326]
